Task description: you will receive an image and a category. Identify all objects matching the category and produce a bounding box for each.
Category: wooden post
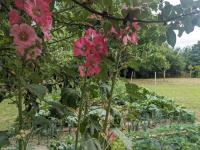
[163,70,166,81]
[154,72,157,86]
[131,71,134,83]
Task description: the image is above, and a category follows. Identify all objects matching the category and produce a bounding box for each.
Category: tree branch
[53,5,76,14]
[71,0,200,24]
[55,19,94,28]
[47,34,76,45]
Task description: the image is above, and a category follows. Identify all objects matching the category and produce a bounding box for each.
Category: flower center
[19,31,28,41]
[81,45,87,51]
[95,44,101,51]
[32,7,42,17]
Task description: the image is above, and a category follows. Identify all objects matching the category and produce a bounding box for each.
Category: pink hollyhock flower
[26,47,42,60]
[79,55,101,77]
[79,64,101,77]
[15,0,26,10]
[130,33,138,45]
[85,55,101,76]
[79,66,86,77]
[122,35,129,45]
[132,21,140,31]
[73,37,92,57]
[93,35,108,56]
[24,0,52,28]
[16,38,42,59]
[87,65,101,76]
[85,28,98,41]
[124,26,131,32]
[110,26,119,35]
[107,131,117,143]
[74,28,108,77]
[25,0,52,40]
[8,9,21,25]
[44,0,52,4]
[85,54,101,66]
[11,23,37,47]
[41,26,52,41]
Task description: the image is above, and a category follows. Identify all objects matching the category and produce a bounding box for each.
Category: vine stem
[103,50,121,133]
[75,75,87,150]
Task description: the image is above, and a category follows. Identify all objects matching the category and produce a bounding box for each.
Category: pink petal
[15,0,25,10]
[130,33,138,45]
[8,9,21,25]
[122,35,128,45]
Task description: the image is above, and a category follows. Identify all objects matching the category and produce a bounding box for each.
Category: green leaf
[183,17,194,34]
[60,88,80,109]
[33,116,50,128]
[180,0,193,8]
[162,2,172,18]
[166,28,176,47]
[47,101,66,118]
[125,83,145,100]
[27,84,47,99]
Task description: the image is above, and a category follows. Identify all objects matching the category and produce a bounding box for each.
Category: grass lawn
[0,100,17,131]
[132,78,200,121]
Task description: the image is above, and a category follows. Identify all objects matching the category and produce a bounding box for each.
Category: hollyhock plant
[11,23,37,47]
[24,0,52,26]
[79,64,101,77]
[133,21,140,31]
[73,37,92,57]
[78,54,101,77]
[84,28,108,57]
[8,9,21,25]
[74,28,108,77]
[85,54,101,66]
[109,23,139,45]
[130,32,138,45]
[93,35,108,57]
[15,38,42,60]
[122,35,129,45]
[85,28,98,40]
[24,0,52,40]
[79,54,101,77]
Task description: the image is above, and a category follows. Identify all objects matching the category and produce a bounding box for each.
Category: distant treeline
[121,41,200,79]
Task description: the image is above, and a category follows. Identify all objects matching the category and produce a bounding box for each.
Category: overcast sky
[166,0,200,48]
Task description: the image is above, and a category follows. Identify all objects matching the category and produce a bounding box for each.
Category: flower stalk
[103,50,121,133]
[75,75,87,150]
